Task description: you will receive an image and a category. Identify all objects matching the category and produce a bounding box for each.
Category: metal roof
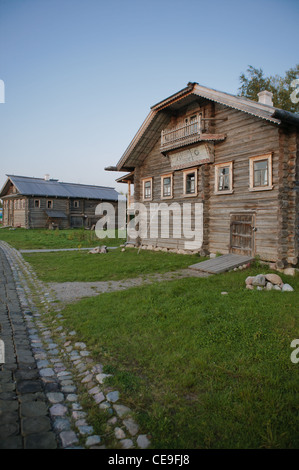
[1,175,120,200]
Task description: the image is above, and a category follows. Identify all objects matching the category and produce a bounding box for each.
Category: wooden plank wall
[129,100,299,264]
[210,103,281,262]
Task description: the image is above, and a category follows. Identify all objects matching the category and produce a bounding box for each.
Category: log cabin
[106,82,299,268]
[0,174,120,229]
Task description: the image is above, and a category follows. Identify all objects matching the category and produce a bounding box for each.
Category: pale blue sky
[0,0,298,193]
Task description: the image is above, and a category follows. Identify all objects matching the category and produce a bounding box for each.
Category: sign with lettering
[169,143,214,170]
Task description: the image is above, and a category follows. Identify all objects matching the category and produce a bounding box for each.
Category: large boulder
[265,273,283,285]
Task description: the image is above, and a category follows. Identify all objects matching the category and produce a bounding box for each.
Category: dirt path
[48,268,210,304]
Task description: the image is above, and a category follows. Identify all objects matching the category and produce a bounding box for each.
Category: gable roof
[0,175,120,200]
[112,82,299,172]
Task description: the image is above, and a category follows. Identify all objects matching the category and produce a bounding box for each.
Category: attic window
[74,200,80,208]
[34,199,40,208]
[47,200,53,209]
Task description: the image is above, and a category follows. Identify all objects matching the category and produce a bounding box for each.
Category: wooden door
[230,213,255,256]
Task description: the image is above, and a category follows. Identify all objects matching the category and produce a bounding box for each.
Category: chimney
[44,174,50,181]
[258,90,273,106]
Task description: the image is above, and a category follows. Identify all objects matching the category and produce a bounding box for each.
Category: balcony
[161,116,202,153]
[160,115,226,154]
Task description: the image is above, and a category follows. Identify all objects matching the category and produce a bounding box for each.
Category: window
[142,178,152,200]
[74,200,80,208]
[47,200,53,209]
[249,154,272,191]
[215,162,233,194]
[161,174,173,199]
[183,168,197,197]
[34,200,40,208]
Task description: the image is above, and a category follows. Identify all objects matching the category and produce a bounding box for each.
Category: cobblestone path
[0,246,57,449]
[0,241,153,449]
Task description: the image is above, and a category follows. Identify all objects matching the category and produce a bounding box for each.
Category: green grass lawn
[0,227,125,249]
[23,248,201,282]
[46,264,299,449]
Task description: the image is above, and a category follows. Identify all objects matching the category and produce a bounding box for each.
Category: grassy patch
[0,227,125,249]
[50,264,299,448]
[22,248,201,282]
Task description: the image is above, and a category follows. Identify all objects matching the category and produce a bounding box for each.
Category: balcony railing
[161,116,202,151]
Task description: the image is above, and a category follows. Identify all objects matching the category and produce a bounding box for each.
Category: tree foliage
[238,65,299,113]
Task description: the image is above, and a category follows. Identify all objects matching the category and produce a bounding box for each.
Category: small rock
[115,427,126,439]
[93,392,105,404]
[281,283,294,292]
[40,368,55,377]
[113,404,131,418]
[75,342,87,349]
[81,374,93,384]
[107,391,119,403]
[246,284,254,290]
[137,434,150,449]
[123,418,139,436]
[265,282,273,290]
[221,292,228,295]
[60,431,79,448]
[86,435,101,447]
[96,373,112,384]
[46,392,64,403]
[252,274,266,287]
[284,268,296,276]
[245,276,254,285]
[273,285,281,291]
[120,439,134,449]
[78,425,94,435]
[50,404,68,417]
[66,394,78,402]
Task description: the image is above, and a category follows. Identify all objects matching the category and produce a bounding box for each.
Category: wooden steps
[189,254,254,274]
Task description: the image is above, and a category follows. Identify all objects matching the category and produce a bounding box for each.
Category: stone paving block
[24,432,58,449]
[21,400,48,417]
[22,416,52,435]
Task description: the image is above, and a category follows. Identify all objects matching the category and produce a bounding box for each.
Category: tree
[238,64,299,113]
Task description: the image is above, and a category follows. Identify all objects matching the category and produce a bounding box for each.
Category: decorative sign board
[169,143,214,170]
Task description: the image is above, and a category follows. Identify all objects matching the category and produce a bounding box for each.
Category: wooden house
[0,174,120,229]
[106,82,299,268]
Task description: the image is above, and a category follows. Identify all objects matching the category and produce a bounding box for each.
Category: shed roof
[0,175,120,200]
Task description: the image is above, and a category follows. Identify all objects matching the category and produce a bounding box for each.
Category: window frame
[142,177,153,201]
[214,161,234,195]
[34,199,40,209]
[47,200,53,209]
[183,168,198,197]
[249,153,273,191]
[161,173,173,199]
[74,200,80,209]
